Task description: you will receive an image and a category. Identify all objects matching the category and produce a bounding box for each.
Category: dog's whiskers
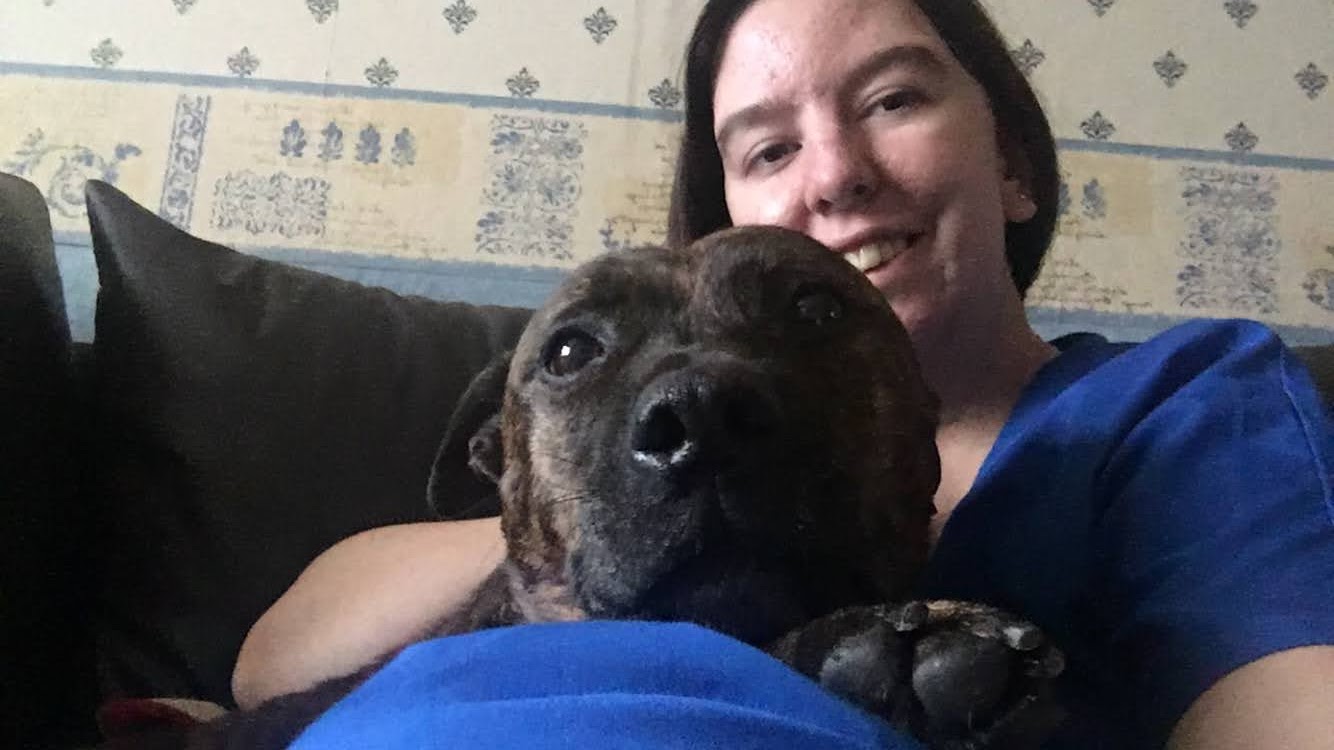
[531,450,589,471]
[543,490,598,510]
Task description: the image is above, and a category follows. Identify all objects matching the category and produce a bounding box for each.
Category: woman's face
[712,0,1035,340]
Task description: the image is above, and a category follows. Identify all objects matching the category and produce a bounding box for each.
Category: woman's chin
[877,289,939,348]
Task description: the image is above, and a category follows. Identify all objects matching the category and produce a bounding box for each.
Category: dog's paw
[900,601,1064,749]
[790,601,1064,750]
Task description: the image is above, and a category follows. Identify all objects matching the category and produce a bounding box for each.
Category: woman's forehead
[713,0,954,119]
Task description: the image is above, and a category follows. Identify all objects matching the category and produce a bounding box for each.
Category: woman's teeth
[843,237,912,272]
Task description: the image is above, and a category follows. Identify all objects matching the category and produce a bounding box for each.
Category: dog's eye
[794,287,843,326]
[543,330,605,378]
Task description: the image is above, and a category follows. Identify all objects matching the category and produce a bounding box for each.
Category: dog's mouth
[577,478,895,645]
[633,550,828,644]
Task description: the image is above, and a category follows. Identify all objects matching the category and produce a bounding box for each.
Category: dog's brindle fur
[129,227,1061,750]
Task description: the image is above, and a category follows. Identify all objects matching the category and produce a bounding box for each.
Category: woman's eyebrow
[841,44,948,96]
[714,99,796,156]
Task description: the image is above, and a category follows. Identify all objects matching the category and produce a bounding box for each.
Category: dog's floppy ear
[426,351,512,520]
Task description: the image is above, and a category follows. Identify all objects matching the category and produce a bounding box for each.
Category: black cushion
[1293,345,1334,408]
[84,180,530,707]
[0,173,99,746]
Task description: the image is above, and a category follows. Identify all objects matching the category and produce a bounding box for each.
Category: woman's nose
[804,130,879,216]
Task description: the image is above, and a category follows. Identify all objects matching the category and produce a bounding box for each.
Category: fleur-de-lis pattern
[1295,63,1328,100]
[1080,111,1116,141]
[442,0,478,34]
[1010,40,1045,76]
[306,0,337,24]
[1087,0,1116,17]
[1224,0,1259,29]
[647,79,682,109]
[90,39,123,68]
[584,7,618,44]
[319,122,344,162]
[507,68,540,98]
[1225,122,1259,153]
[4,0,1333,342]
[391,128,417,167]
[226,47,260,78]
[25,1,1324,164]
[1154,51,1188,88]
[356,125,382,164]
[279,120,307,158]
[365,58,398,88]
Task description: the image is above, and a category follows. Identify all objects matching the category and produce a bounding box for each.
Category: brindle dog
[131,226,1063,749]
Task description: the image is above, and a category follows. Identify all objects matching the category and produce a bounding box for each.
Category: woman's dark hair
[667,0,1060,297]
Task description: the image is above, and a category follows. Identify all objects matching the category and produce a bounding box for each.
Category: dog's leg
[431,565,521,636]
[770,601,1065,749]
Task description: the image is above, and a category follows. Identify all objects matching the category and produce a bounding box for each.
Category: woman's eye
[751,143,799,170]
[543,330,605,378]
[875,90,923,114]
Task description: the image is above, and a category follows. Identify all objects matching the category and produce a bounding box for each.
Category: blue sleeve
[289,621,917,750]
[1092,320,1334,741]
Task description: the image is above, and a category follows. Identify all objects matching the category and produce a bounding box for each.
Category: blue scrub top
[291,621,915,749]
[922,319,1334,747]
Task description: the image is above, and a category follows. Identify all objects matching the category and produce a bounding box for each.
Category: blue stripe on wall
[54,237,1333,346]
[6,61,1334,172]
[1056,139,1334,173]
[0,62,684,123]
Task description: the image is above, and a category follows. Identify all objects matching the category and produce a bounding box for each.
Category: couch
[2,171,1331,749]
[2,172,530,748]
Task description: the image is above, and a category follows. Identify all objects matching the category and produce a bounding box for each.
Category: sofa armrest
[0,172,100,747]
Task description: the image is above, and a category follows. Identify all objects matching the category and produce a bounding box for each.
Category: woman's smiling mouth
[841,234,920,273]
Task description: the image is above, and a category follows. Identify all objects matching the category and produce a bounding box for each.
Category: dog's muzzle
[629,355,782,482]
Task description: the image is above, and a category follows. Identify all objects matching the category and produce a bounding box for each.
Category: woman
[235,0,1334,747]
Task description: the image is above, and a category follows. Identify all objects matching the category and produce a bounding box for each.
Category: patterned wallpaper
[1,0,1331,344]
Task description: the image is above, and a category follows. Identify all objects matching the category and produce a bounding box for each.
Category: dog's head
[431,226,940,644]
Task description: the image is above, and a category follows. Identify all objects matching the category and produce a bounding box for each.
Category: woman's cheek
[723,179,756,226]
[727,189,780,228]
[754,185,804,229]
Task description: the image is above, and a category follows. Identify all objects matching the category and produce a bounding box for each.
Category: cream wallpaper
[1,0,1331,343]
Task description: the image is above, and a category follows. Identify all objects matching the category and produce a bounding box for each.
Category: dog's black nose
[631,361,779,475]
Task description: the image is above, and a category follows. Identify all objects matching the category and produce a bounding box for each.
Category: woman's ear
[1001,176,1038,224]
[997,128,1039,224]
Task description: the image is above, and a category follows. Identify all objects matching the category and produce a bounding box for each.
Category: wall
[1,0,1331,343]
